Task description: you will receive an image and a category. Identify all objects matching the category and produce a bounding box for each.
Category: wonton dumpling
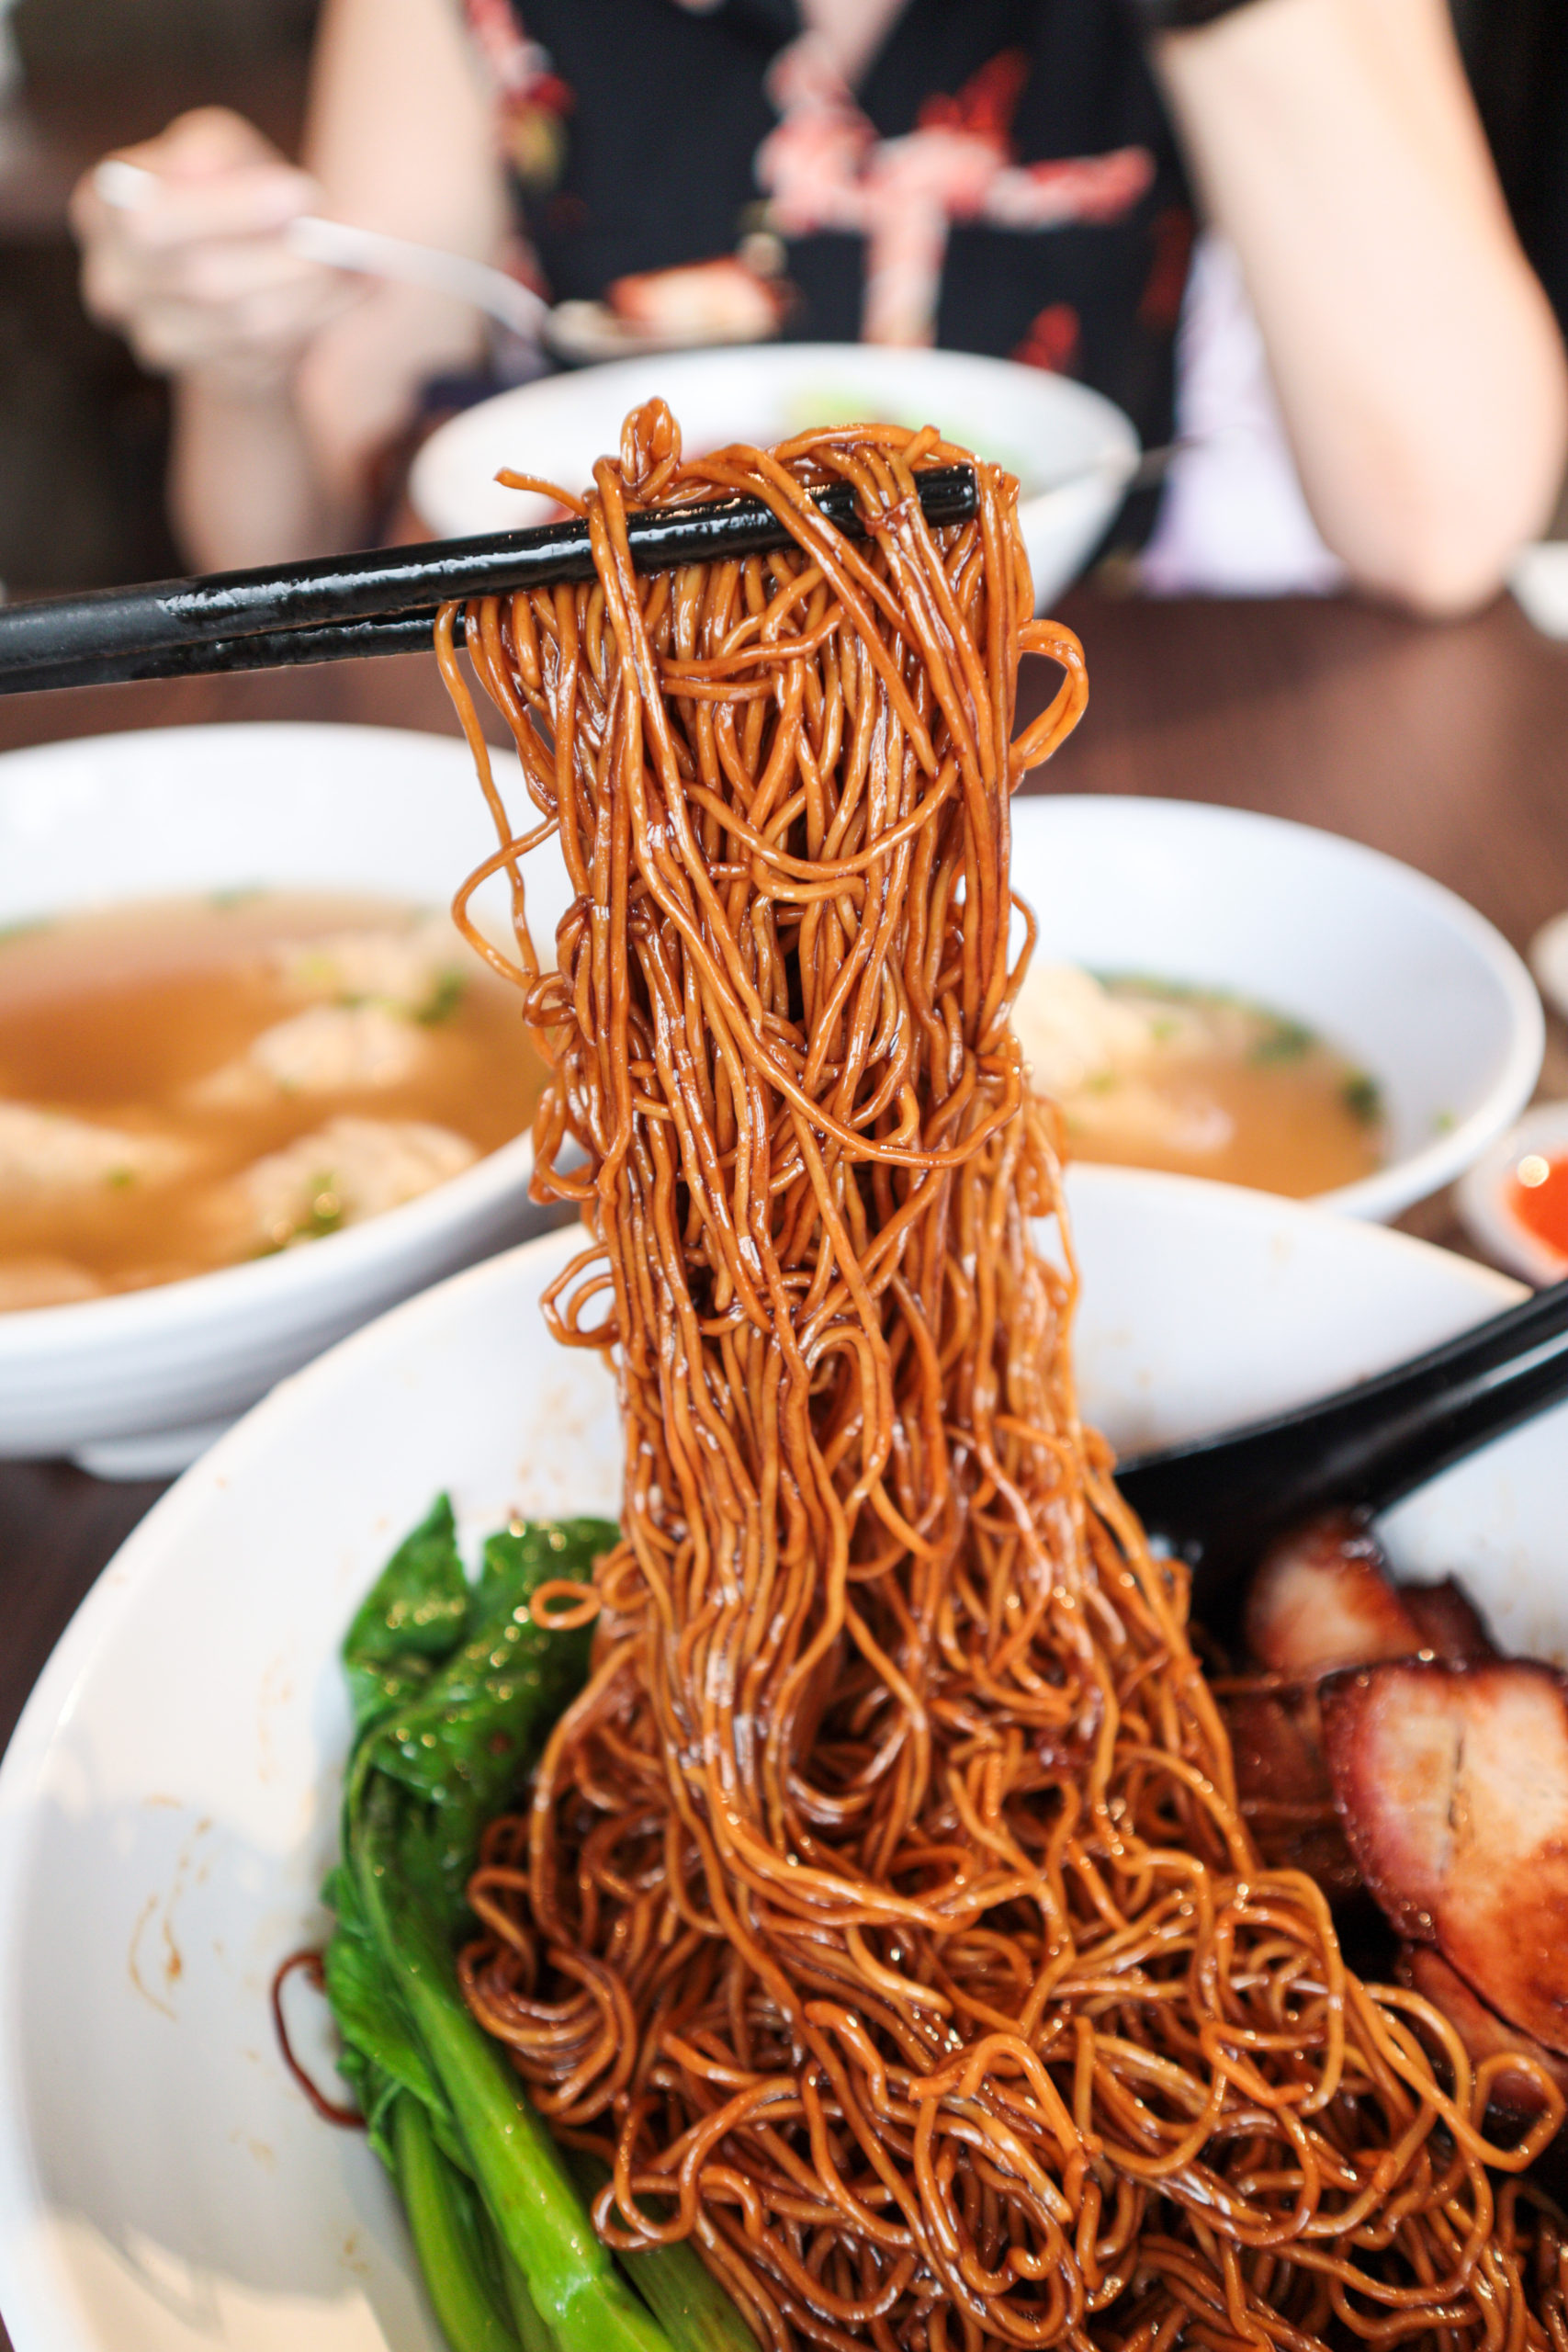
[1010,964,1162,1098]
[191,1001,430,1105]
[206,1114,477,1253]
[0,1102,187,1198]
[273,916,460,1017]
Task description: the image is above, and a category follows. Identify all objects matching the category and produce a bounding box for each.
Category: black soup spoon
[1113,1276,1568,1613]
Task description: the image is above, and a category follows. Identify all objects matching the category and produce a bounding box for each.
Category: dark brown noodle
[437,400,1566,2352]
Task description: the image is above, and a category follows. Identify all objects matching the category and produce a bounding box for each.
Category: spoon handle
[1115,1277,1568,1604]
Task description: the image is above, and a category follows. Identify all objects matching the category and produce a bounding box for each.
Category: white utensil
[94,157,547,343]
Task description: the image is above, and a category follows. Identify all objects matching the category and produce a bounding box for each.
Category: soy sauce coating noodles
[437,403,1566,2352]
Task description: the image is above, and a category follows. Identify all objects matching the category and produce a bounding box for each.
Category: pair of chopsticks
[0,466,978,696]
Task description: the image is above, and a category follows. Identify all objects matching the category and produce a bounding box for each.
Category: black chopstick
[0,465,977,695]
[6,610,455,695]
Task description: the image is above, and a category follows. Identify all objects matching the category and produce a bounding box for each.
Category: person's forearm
[1156,0,1568,615]
[173,370,352,571]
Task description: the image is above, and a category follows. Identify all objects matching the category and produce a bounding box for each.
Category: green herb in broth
[1250,1016,1315,1065]
[1343,1071,1383,1125]
[418,970,467,1026]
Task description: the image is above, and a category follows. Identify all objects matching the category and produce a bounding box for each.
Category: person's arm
[1153,0,1568,616]
[73,0,506,570]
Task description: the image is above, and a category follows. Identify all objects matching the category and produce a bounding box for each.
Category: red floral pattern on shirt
[757,35,1154,346]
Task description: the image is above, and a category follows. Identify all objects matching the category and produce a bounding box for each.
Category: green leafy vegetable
[347,1514,602,1926]
[341,1493,471,1738]
[320,1499,739,2352]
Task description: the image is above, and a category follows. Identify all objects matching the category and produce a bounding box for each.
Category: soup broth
[1011,964,1383,1196]
[0,892,547,1310]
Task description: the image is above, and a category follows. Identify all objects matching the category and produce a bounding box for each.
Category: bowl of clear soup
[1006,796,1543,1225]
[0,722,573,1475]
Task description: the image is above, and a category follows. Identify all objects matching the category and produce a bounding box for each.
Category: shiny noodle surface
[437,402,1564,2352]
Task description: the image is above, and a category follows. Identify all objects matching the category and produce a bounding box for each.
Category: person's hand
[70,107,364,396]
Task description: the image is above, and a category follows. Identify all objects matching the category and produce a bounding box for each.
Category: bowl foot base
[73,1419,234,1480]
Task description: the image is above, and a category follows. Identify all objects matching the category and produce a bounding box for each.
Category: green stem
[358,1779,675,2352]
[566,2153,758,2349]
[499,2245,565,2352]
[393,2094,520,2352]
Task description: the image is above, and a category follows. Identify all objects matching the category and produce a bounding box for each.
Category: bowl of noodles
[0,1173,1564,2352]
[5,407,1567,2352]
[0,723,573,1475]
[409,343,1140,611]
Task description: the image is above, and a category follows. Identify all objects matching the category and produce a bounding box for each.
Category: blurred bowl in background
[409,344,1139,612]
[1530,908,1568,1023]
[1009,797,1544,1220]
[0,723,572,1476]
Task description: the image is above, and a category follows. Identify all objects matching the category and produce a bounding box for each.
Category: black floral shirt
[467,0,1192,457]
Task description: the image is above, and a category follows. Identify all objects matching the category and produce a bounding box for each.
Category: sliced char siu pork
[1320,1658,1568,2057]
[1397,1944,1568,2129]
[1247,1511,1430,1680]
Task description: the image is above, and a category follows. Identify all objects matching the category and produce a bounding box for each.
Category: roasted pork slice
[1245,1510,1422,1681]
[1398,1944,1568,2127]
[1321,1658,1568,2053]
[1224,1689,1359,1894]
[1226,1689,1333,1812]
[1400,1577,1496,1664]
[607,258,786,341]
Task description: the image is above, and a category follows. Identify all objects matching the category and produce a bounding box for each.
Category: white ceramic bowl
[0,723,573,1474]
[1,1167,1565,2352]
[409,345,1140,612]
[1010,796,1544,1220]
[1456,1101,1568,1283]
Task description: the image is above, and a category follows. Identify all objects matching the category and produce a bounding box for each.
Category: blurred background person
[41,0,1568,611]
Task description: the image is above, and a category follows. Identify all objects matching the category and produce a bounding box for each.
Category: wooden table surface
[2,585,1566,1760]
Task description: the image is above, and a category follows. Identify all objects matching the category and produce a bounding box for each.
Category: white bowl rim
[0,719,541,1360]
[409,341,1141,523]
[0,1167,1530,2352]
[1010,793,1546,1221]
[0,1127,538,1358]
[0,716,474,789]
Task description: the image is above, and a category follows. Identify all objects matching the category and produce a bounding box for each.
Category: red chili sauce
[1508,1149,1568,1261]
